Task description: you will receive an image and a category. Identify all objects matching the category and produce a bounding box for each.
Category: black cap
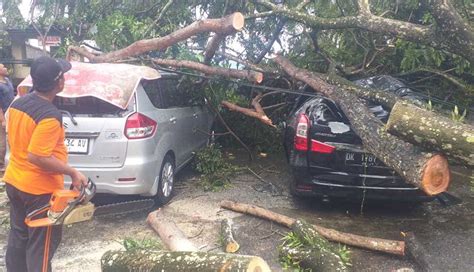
[30,56,72,92]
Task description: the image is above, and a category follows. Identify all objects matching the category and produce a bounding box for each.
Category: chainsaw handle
[25,204,51,226]
[70,178,96,205]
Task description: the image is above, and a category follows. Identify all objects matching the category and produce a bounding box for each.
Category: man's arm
[28,118,87,189]
[27,153,86,189]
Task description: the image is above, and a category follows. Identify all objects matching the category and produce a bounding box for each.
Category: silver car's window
[53,96,128,117]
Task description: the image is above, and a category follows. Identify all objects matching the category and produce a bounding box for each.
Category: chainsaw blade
[93,199,155,217]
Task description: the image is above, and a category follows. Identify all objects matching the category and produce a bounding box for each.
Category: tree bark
[280,245,343,272]
[290,219,349,271]
[152,58,263,83]
[146,209,198,251]
[221,218,240,253]
[67,12,245,63]
[204,34,226,65]
[101,250,271,272]
[221,93,275,127]
[220,200,405,256]
[273,55,450,195]
[387,102,474,167]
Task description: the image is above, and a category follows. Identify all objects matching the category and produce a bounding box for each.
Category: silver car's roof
[17,62,161,109]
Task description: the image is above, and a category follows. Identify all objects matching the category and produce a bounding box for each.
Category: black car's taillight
[310,139,335,154]
[294,113,309,151]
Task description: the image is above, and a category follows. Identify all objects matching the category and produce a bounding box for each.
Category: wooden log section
[221,218,240,253]
[387,101,474,167]
[152,58,263,83]
[273,55,450,195]
[101,250,271,272]
[68,12,245,63]
[146,209,198,251]
[280,245,347,272]
[220,200,405,256]
[291,219,348,271]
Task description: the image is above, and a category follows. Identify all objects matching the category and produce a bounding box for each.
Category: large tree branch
[67,12,245,63]
[254,0,473,63]
[255,0,434,42]
[151,58,263,83]
[426,0,474,63]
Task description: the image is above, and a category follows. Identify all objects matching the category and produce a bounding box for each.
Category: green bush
[194,145,240,191]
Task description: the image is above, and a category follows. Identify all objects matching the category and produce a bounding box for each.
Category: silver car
[16,63,213,205]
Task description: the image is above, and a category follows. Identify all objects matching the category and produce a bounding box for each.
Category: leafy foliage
[279,231,351,271]
[451,105,467,123]
[194,144,240,191]
[121,237,162,251]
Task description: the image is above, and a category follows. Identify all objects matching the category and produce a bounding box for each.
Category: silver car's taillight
[125,113,157,139]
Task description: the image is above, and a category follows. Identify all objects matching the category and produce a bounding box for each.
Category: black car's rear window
[53,96,127,116]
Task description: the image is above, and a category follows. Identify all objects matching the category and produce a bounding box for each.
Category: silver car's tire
[155,155,175,205]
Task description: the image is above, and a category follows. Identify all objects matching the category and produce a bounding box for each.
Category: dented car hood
[17,62,161,109]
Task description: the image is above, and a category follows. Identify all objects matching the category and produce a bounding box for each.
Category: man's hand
[71,169,88,190]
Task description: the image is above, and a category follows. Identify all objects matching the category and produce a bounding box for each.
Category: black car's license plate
[345,152,378,166]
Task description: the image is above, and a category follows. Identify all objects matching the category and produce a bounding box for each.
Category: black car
[283,75,433,201]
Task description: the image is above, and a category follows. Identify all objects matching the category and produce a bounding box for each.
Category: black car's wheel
[155,155,175,206]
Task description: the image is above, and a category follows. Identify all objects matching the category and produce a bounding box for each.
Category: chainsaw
[25,179,154,227]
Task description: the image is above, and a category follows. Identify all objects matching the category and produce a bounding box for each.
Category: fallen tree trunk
[387,102,474,166]
[101,250,271,272]
[67,12,244,63]
[290,219,349,271]
[280,245,344,272]
[221,218,240,253]
[273,55,450,195]
[152,58,263,83]
[146,209,198,251]
[220,200,405,256]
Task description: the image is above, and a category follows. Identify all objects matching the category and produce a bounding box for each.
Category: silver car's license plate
[64,138,89,154]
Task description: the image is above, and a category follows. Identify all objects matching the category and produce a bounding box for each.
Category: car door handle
[193,113,198,119]
[169,117,177,123]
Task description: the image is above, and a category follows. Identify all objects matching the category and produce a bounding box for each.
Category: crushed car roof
[17,62,161,109]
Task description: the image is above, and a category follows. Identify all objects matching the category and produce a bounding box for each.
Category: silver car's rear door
[55,96,131,168]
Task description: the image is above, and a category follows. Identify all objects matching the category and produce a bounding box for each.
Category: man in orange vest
[3,56,87,272]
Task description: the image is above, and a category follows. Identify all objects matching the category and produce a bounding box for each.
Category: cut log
[290,219,349,271]
[221,218,240,253]
[101,249,271,272]
[152,58,263,83]
[146,209,198,251]
[273,55,450,195]
[220,200,405,255]
[67,12,245,63]
[387,101,474,167]
[280,245,348,272]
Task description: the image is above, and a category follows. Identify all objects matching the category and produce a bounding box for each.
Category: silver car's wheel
[155,155,175,205]
[161,162,174,197]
